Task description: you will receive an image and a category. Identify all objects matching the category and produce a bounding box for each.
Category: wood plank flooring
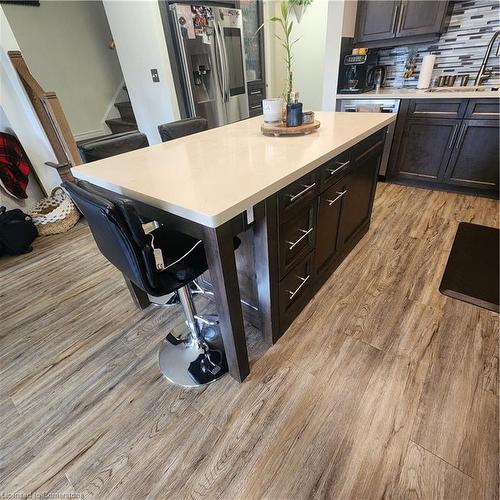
[0,183,498,499]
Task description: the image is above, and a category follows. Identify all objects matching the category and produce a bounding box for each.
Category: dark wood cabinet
[395,118,460,182]
[314,177,348,274]
[387,98,500,198]
[355,1,398,43]
[273,130,385,337]
[396,1,448,37]
[355,0,449,48]
[444,119,499,193]
[341,136,384,247]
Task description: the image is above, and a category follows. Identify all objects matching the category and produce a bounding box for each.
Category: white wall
[266,0,345,111]
[0,9,61,194]
[2,1,124,140]
[103,0,180,145]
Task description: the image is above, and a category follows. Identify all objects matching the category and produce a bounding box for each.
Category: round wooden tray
[261,120,320,136]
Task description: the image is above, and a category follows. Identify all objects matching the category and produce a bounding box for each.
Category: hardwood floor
[0,183,498,499]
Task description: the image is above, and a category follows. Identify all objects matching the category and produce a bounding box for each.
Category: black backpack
[0,206,38,256]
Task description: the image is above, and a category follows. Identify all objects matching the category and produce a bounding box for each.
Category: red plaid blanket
[0,132,30,199]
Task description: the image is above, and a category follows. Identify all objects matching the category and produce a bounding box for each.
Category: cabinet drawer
[465,99,500,119]
[279,202,316,277]
[278,171,319,221]
[407,99,467,119]
[279,252,313,332]
[248,88,265,104]
[249,102,263,117]
[319,150,351,191]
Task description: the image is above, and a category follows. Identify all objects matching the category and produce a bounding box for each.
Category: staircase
[105,90,138,134]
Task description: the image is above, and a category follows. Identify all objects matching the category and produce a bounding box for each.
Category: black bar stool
[158,117,208,142]
[79,131,149,163]
[63,179,227,387]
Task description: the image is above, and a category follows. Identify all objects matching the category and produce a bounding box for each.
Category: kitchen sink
[426,86,500,92]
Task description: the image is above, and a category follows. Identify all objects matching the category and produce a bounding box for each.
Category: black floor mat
[439,222,499,313]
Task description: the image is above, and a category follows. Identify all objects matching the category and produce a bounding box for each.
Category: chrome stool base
[159,316,225,387]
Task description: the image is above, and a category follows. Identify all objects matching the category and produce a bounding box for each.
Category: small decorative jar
[302,110,314,124]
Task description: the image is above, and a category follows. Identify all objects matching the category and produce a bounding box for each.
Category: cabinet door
[315,177,348,274]
[444,120,499,194]
[396,1,448,37]
[355,1,398,43]
[395,118,460,183]
[340,138,383,248]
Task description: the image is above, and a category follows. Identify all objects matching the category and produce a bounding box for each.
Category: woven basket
[30,187,80,236]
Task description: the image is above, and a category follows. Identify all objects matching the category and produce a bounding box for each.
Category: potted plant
[289,0,313,23]
[266,1,297,104]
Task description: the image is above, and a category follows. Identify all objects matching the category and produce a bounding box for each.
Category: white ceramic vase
[262,98,283,124]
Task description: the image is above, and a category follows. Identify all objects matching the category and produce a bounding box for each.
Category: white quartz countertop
[72,112,395,228]
[336,87,500,100]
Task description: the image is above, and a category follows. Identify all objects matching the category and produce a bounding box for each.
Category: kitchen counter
[336,88,500,100]
[72,112,395,228]
[71,111,394,383]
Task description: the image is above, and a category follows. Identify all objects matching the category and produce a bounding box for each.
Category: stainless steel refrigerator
[170,3,249,128]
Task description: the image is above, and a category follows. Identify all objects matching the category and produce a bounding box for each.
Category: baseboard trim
[73,128,108,142]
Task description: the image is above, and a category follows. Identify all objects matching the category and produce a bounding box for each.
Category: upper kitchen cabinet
[355,0,450,48]
[238,0,266,116]
[396,1,449,38]
[355,1,399,43]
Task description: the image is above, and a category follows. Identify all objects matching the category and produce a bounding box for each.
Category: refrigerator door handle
[218,21,230,102]
[214,22,227,101]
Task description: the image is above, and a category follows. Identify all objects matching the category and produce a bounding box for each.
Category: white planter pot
[292,4,306,23]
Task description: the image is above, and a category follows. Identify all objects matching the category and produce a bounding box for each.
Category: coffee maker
[338,52,378,94]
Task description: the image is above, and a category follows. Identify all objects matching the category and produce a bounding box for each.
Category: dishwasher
[338,99,400,178]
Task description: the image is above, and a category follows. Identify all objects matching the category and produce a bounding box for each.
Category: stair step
[105,118,137,134]
[115,101,135,121]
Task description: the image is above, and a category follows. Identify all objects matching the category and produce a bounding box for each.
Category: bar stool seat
[63,179,228,387]
[158,117,208,142]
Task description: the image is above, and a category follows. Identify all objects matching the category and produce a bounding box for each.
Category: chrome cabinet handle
[397,3,406,33]
[250,104,262,110]
[249,90,262,95]
[448,124,459,149]
[286,274,310,301]
[413,111,454,115]
[327,190,347,206]
[286,227,314,250]
[455,124,467,149]
[327,160,350,176]
[287,182,316,203]
[391,3,400,33]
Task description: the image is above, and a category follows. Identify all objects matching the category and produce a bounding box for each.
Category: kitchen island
[72,111,395,382]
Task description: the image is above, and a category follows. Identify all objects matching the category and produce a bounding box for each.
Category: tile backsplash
[378,0,500,87]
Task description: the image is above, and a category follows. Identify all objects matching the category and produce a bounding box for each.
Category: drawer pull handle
[327,160,350,176]
[286,227,314,250]
[286,274,310,300]
[250,90,262,95]
[327,190,347,206]
[413,111,455,115]
[287,182,316,202]
[250,104,262,110]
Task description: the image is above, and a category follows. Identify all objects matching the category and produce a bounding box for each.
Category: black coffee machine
[338,52,378,94]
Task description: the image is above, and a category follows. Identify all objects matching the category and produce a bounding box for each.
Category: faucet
[474,30,500,86]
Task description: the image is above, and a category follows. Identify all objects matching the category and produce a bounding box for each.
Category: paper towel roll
[417,54,436,89]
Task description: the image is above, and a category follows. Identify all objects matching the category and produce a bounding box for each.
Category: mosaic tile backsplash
[377,0,500,87]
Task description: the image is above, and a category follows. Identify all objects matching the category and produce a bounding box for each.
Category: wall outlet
[151,69,160,82]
